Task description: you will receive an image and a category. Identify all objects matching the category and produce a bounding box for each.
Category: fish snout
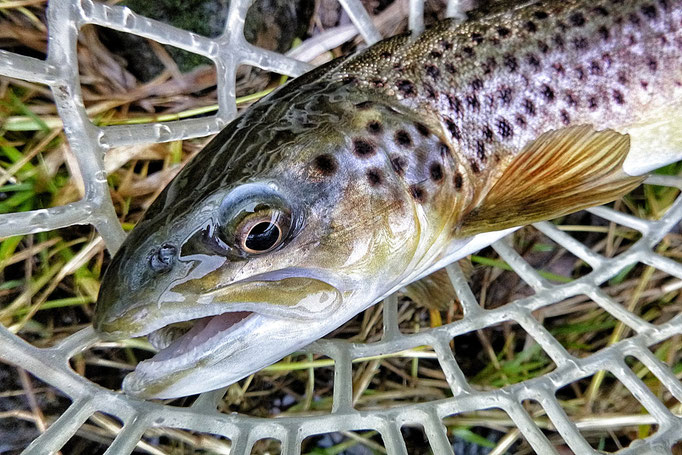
[94,240,179,338]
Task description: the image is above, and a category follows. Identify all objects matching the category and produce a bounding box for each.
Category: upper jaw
[95,267,350,339]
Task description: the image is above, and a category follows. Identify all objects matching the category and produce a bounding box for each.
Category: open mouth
[144,311,254,365]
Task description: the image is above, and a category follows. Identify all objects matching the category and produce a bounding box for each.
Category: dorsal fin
[457,125,645,236]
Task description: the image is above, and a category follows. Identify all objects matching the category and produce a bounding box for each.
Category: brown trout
[94,0,682,398]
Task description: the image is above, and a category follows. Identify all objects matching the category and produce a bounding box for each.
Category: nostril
[149,243,177,273]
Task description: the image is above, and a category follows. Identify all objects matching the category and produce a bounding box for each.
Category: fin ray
[458,126,645,236]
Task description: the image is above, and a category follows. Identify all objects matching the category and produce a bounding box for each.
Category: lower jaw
[143,311,255,365]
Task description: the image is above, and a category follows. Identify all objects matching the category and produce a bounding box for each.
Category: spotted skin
[94,0,682,399]
[99,0,682,329]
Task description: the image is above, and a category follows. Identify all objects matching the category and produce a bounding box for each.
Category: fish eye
[217,184,296,257]
[237,211,288,254]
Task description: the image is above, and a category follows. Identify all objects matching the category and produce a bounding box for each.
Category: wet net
[0,0,681,454]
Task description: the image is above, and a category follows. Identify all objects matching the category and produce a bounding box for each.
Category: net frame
[0,0,681,453]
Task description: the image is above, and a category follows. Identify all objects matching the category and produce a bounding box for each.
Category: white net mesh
[0,0,681,454]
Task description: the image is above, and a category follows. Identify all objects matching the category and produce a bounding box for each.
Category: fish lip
[96,267,348,339]
[95,301,250,340]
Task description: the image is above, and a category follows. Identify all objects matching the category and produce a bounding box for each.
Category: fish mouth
[121,309,270,398]
[145,311,254,363]
[127,309,257,384]
[95,271,349,398]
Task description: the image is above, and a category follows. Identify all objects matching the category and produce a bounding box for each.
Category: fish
[94,0,682,399]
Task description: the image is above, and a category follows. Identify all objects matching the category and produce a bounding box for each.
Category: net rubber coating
[0,1,681,454]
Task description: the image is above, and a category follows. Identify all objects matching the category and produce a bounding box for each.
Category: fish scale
[332,0,681,182]
[94,0,682,398]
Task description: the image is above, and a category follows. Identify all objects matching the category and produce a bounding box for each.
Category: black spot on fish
[598,26,610,41]
[570,12,586,27]
[410,184,427,203]
[446,94,462,115]
[425,64,440,80]
[396,79,416,97]
[471,78,484,91]
[429,162,444,182]
[525,21,537,33]
[499,87,513,105]
[575,66,586,80]
[618,73,629,84]
[481,57,496,74]
[553,34,565,49]
[470,33,484,44]
[342,76,358,85]
[565,92,578,107]
[441,39,453,49]
[629,12,641,26]
[312,154,338,176]
[573,37,588,50]
[380,50,392,58]
[523,98,536,116]
[497,118,513,138]
[439,143,451,158]
[469,159,481,174]
[367,168,383,186]
[463,47,475,57]
[424,82,438,100]
[553,62,565,74]
[454,172,463,190]
[367,120,383,135]
[353,138,375,157]
[430,50,443,59]
[466,95,480,110]
[594,6,609,16]
[527,54,540,68]
[560,109,571,125]
[588,97,598,110]
[538,41,550,54]
[395,130,412,146]
[541,84,555,101]
[504,54,518,72]
[444,62,457,74]
[371,78,385,87]
[613,90,624,104]
[648,57,658,72]
[444,117,461,140]
[390,156,407,175]
[497,27,511,37]
[590,61,602,75]
[533,10,549,19]
[515,114,527,128]
[415,122,430,136]
[476,141,486,161]
[482,126,494,141]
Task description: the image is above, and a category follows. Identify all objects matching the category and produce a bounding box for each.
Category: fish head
[94,84,435,398]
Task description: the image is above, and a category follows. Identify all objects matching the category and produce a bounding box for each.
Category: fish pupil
[245,222,281,252]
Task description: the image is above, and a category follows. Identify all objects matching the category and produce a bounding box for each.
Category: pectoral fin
[403,268,456,311]
[458,126,645,236]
